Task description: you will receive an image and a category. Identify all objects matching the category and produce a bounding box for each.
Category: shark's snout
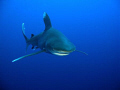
[47,41,76,56]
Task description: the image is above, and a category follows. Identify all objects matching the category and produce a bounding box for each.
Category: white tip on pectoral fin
[12,50,45,62]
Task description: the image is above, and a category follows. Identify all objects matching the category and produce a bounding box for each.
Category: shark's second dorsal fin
[43,12,52,31]
[31,34,34,38]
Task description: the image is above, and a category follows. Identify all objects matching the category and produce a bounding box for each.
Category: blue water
[0,0,120,90]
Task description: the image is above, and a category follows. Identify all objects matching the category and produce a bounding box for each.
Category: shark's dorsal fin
[12,50,45,62]
[43,12,52,31]
[31,34,34,38]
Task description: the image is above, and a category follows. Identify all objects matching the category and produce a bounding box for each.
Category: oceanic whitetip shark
[12,12,88,62]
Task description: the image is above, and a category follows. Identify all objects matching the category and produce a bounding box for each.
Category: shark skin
[12,12,87,62]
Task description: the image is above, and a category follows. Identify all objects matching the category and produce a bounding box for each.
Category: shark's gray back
[38,27,66,48]
[38,27,75,52]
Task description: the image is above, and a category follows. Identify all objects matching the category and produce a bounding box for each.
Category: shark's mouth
[53,52,69,56]
[51,49,73,56]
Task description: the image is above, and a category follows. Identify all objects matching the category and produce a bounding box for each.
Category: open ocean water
[0,0,120,90]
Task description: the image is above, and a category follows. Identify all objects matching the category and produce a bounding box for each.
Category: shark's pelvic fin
[12,50,45,62]
[31,46,34,49]
[43,12,52,31]
[76,50,88,55]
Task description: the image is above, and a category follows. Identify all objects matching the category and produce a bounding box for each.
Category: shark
[12,12,88,62]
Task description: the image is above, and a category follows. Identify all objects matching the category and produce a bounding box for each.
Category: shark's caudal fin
[76,50,88,55]
[22,23,29,51]
[12,50,45,62]
[43,12,52,31]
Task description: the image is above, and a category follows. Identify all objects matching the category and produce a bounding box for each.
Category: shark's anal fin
[12,50,45,62]
[76,50,88,55]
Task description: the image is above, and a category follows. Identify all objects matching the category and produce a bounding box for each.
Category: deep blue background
[0,0,120,90]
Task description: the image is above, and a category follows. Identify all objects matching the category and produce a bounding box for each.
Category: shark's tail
[22,23,30,52]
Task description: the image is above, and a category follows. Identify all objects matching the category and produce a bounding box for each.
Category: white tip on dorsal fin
[43,12,52,31]
[43,12,47,18]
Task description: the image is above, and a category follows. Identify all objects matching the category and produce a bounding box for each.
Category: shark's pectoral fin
[76,50,88,55]
[12,50,45,62]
